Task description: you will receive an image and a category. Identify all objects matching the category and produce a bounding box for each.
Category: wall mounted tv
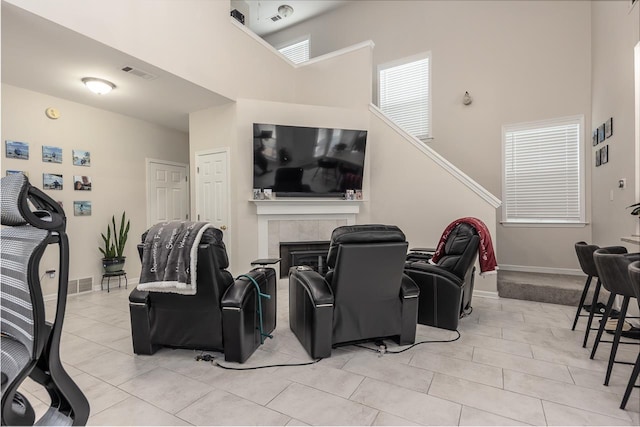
[253,123,368,197]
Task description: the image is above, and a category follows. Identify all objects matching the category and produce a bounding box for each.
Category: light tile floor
[21,279,640,426]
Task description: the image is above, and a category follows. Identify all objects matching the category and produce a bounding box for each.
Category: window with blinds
[378,53,431,140]
[278,38,309,64]
[502,116,585,224]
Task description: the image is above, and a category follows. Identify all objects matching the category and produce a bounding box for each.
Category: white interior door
[196,149,230,234]
[147,159,189,227]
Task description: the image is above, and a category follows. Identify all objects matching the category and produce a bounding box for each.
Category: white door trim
[145,158,189,227]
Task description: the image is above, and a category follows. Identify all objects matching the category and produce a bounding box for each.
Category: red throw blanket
[430,217,498,275]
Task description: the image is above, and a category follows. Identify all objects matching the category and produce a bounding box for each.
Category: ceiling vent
[121,66,158,81]
[270,14,282,22]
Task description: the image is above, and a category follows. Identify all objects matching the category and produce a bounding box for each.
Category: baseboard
[474,290,500,299]
[499,264,583,276]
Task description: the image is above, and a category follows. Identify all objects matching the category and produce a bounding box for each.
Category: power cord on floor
[353,330,461,355]
[194,350,323,370]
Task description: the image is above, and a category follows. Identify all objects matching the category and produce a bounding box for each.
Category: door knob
[220,225,227,230]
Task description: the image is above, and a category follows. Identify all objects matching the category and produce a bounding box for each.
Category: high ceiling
[1,2,348,132]
[1,3,232,133]
[243,1,348,37]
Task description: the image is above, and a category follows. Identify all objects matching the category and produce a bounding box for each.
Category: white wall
[591,0,640,251]
[1,84,189,295]
[265,0,594,271]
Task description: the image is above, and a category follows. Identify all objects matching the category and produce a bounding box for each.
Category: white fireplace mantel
[251,199,364,257]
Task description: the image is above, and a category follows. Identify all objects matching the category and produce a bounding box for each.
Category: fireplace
[279,241,330,278]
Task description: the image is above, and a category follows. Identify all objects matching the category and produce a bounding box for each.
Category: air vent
[121,66,158,81]
[270,14,282,22]
[78,277,93,293]
[67,279,78,294]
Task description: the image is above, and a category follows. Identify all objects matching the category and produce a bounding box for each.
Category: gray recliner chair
[1,174,89,426]
[289,224,419,359]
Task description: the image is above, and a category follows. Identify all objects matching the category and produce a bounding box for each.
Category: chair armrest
[400,273,419,298]
[603,246,630,255]
[129,289,149,305]
[405,261,463,286]
[289,266,333,306]
[410,247,436,253]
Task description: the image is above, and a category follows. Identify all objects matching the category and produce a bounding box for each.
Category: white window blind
[502,116,584,224]
[379,53,431,140]
[279,39,309,64]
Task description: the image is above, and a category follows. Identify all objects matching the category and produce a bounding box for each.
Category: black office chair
[129,226,277,363]
[590,249,640,386]
[289,225,419,358]
[404,223,479,330]
[621,261,640,410]
[1,174,89,425]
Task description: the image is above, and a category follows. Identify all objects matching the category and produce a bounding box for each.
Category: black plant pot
[102,257,125,273]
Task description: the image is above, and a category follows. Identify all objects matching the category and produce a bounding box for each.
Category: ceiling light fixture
[81,77,116,95]
[278,4,294,18]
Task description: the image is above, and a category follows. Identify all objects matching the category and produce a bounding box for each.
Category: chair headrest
[443,223,478,256]
[1,174,65,230]
[327,224,406,268]
[140,226,229,269]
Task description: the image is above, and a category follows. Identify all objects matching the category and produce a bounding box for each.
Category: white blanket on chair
[137,221,213,295]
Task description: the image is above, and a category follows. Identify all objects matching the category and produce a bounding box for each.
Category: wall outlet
[46,269,55,278]
[618,178,626,189]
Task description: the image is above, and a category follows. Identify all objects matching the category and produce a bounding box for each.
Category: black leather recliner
[404,223,479,330]
[128,227,276,363]
[1,174,89,425]
[289,224,419,359]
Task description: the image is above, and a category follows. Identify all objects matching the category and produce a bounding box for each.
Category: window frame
[277,35,310,65]
[501,115,586,227]
[377,51,432,141]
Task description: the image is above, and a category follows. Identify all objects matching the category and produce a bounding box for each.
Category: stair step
[497,271,593,306]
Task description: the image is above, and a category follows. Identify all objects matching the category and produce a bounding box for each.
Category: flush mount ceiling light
[277,4,294,18]
[81,77,116,95]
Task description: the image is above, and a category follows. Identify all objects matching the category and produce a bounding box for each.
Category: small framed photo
[6,170,29,178]
[72,149,91,166]
[263,189,273,200]
[5,140,29,160]
[600,145,608,165]
[43,173,63,190]
[42,146,62,163]
[592,130,598,146]
[253,188,262,200]
[345,189,355,200]
[73,175,92,191]
[355,189,363,200]
[605,117,613,139]
[595,148,601,167]
[597,125,605,143]
[73,201,92,216]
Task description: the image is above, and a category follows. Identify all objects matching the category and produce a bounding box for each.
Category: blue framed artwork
[5,140,29,160]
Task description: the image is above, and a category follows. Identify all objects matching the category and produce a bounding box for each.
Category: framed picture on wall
[592,130,598,146]
[595,148,601,167]
[597,125,605,143]
[42,146,62,163]
[73,175,92,191]
[5,140,29,160]
[72,149,91,166]
[605,117,613,139]
[43,173,63,190]
[600,145,609,165]
[6,170,29,178]
[73,201,92,216]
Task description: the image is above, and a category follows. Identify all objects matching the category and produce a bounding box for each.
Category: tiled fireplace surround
[253,200,361,259]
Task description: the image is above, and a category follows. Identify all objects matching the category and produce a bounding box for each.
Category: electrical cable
[353,330,461,354]
[194,350,323,370]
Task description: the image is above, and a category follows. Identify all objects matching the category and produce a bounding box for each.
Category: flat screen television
[253,123,367,197]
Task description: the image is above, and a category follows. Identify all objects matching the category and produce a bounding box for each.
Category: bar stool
[573,243,627,347]
[621,261,640,409]
[590,249,640,386]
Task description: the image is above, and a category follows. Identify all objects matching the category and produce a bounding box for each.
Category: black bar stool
[621,260,640,410]
[573,243,627,347]
[591,249,640,386]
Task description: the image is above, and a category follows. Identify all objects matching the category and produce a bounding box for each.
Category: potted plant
[99,212,130,273]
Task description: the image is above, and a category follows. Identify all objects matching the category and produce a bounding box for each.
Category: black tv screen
[253,123,367,197]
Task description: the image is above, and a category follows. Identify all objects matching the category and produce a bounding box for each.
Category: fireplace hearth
[280,241,330,278]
